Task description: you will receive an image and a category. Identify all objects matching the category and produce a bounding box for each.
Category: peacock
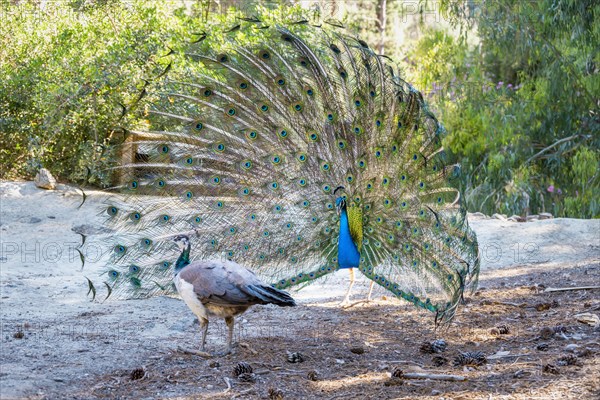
[172,234,295,355]
[96,20,480,323]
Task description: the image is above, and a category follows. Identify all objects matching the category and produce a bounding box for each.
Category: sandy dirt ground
[0,181,599,399]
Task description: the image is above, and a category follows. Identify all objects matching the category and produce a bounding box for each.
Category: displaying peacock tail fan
[95,20,480,321]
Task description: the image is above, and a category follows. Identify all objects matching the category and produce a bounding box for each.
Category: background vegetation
[1,0,598,218]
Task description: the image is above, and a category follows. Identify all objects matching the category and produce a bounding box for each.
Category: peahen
[97,21,480,322]
[172,234,295,355]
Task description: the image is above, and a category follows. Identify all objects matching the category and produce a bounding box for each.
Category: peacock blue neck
[337,207,361,269]
[175,244,190,272]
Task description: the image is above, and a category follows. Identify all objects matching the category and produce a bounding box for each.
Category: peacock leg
[340,268,356,305]
[366,280,375,301]
[199,317,209,351]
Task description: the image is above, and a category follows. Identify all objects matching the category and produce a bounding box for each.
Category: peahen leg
[340,268,356,305]
[223,316,235,355]
[199,317,209,351]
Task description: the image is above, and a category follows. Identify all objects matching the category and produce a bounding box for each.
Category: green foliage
[407,0,599,218]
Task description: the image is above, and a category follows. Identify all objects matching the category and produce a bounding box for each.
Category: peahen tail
[94,20,479,322]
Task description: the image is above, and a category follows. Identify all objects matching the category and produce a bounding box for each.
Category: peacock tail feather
[96,20,479,322]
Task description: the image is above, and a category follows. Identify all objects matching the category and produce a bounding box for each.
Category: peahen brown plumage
[172,234,295,355]
[96,21,480,323]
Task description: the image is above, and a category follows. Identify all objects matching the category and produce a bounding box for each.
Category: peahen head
[173,235,190,252]
[173,235,191,271]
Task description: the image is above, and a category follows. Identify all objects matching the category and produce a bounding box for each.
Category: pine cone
[497,324,510,334]
[130,367,145,380]
[237,372,256,383]
[268,387,284,400]
[233,362,253,377]
[391,368,404,378]
[542,364,560,374]
[432,356,448,367]
[536,343,549,351]
[557,354,578,366]
[286,351,304,363]
[420,339,447,353]
[306,370,319,381]
[453,351,487,367]
[553,325,569,334]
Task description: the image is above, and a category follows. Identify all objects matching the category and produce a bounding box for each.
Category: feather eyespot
[240,187,250,196]
[308,132,319,142]
[259,50,270,59]
[129,265,140,274]
[239,82,248,89]
[109,270,119,278]
[130,212,141,221]
[298,178,307,187]
[227,108,236,116]
[271,155,282,165]
[241,160,252,170]
[294,104,302,111]
[278,130,288,138]
[202,89,212,97]
[185,191,193,199]
[270,182,279,190]
[246,130,258,140]
[322,184,331,193]
[306,88,314,96]
[114,245,126,254]
[217,54,229,63]
[107,206,118,216]
[297,153,307,162]
[353,126,362,135]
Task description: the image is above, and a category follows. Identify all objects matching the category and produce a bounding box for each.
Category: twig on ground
[402,372,466,381]
[223,377,232,393]
[239,341,258,355]
[176,346,212,358]
[543,286,600,293]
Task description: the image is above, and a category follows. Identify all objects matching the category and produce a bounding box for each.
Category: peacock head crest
[334,186,347,214]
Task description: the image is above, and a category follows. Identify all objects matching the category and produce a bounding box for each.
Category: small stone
[206,385,214,390]
[350,346,364,354]
[508,215,525,222]
[208,361,220,368]
[526,215,539,221]
[28,217,42,224]
[34,168,57,190]
[13,331,24,339]
[574,312,600,327]
[539,212,553,220]
[492,213,507,221]
[539,327,555,339]
[565,344,579,353]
